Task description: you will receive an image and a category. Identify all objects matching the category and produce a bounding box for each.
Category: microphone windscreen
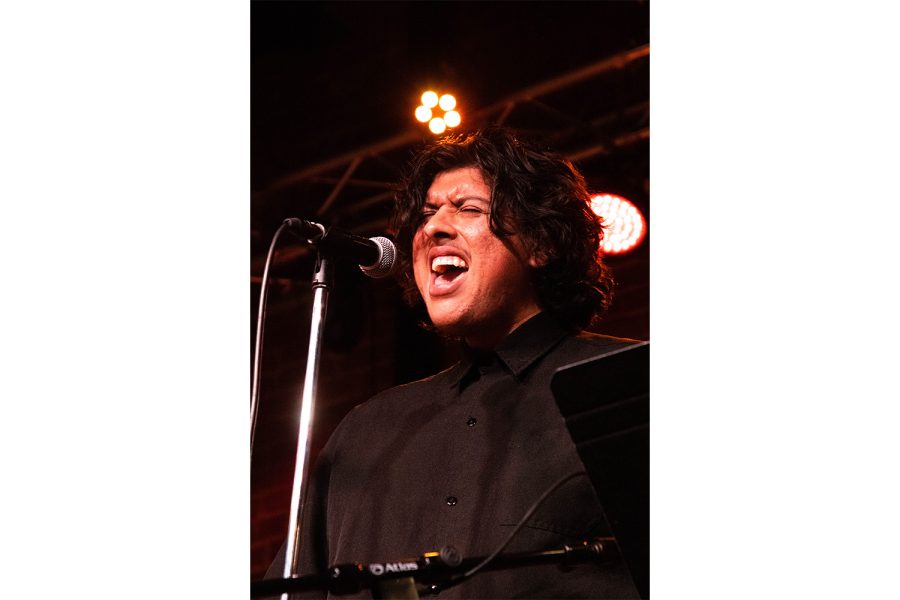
[360,236,396,279]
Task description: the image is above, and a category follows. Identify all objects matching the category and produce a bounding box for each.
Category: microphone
[282,218,396,279]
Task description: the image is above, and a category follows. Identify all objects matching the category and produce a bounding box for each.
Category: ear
[527,252,549,268]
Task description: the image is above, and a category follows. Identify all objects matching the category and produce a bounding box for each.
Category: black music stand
[550,342,649,599]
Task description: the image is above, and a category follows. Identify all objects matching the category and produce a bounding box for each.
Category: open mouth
[430,255,469,294]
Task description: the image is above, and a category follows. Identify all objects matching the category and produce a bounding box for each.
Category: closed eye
[416,202,488,228]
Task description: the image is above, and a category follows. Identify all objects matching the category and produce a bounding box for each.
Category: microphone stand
[281,249,332,598]
[251,539,614,599]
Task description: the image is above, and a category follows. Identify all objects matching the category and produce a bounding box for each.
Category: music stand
[550,342,649,599]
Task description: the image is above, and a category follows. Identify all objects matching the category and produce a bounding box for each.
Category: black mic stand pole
[281,249,332,599]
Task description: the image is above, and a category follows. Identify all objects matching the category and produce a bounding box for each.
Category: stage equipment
[251,221,394,454]
[250,220,292,460]
[551,341,650,599]
[281,219,395,278]
[415,90,461,134]
[251,539,615,599]
[249,219,395,599]
[590,193,647,255]
[428,117,446,134]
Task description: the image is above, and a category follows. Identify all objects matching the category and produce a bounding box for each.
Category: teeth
[431,255,468,273]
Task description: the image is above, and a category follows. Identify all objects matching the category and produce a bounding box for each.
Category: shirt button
[445,496,458,506]
[466,416,477,427]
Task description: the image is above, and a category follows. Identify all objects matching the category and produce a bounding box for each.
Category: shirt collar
[447,311,571,388]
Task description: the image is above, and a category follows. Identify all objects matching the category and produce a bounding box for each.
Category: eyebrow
[422,196,489,209]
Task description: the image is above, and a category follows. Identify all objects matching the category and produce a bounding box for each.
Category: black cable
[439,471,589,592]
[250,221,291,462]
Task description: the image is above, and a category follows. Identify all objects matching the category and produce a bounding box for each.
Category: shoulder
[328,363,462,438]
[366,362,461,409]
[568,330,644,354]
[318,363,463,465]
[535,330,645,373]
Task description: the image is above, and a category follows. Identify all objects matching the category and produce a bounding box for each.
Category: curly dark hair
[392,126,614,331]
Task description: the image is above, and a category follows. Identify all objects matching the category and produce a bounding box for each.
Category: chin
[429,315,464,335]
[426,307,472,337]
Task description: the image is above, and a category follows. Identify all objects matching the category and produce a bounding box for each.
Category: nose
[422,205,457,240]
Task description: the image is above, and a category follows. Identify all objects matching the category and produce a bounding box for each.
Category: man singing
[268,126,643,599]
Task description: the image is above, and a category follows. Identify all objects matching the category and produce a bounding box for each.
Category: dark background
[250,0,649,579]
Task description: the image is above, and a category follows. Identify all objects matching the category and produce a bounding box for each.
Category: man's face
[412,166,542,348]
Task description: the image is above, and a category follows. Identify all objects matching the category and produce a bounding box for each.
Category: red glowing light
[590,193,646,255]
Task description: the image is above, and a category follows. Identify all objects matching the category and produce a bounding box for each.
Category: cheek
[412,230,429,257]
[411,235,429,287]
[413,264,428,292]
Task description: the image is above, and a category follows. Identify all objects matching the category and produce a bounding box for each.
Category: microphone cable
[436,470,590,593]
[250,220,292,463]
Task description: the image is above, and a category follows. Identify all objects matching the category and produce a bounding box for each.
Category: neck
[463,306,542,350]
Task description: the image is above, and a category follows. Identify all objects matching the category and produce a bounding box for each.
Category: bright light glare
[438,94,457,111]
[428,117,447,134]
[415,105,432,122]
[590,193,646,255]
[417,91,460,131]
[421,91,439,108]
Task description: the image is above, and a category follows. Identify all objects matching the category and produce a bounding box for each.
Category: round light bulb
[438,94,457,111]
[590,193,646,255]
[428,117,447,134]
[444,110,461,127]
[421,91,439,108]
[415,105,432,123]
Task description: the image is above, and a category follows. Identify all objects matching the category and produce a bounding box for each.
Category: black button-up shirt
[268,312,642,599]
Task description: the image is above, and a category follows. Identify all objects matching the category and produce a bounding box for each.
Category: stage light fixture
[415,105,433,123]
[429,117,447,134]
[438,94,456,111]
[590,193,647,255]
[416,90,462,134]
[421,91,439,108]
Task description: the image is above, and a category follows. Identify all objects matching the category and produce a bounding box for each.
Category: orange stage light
[590,193,647,255]
[416,90,461,134]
